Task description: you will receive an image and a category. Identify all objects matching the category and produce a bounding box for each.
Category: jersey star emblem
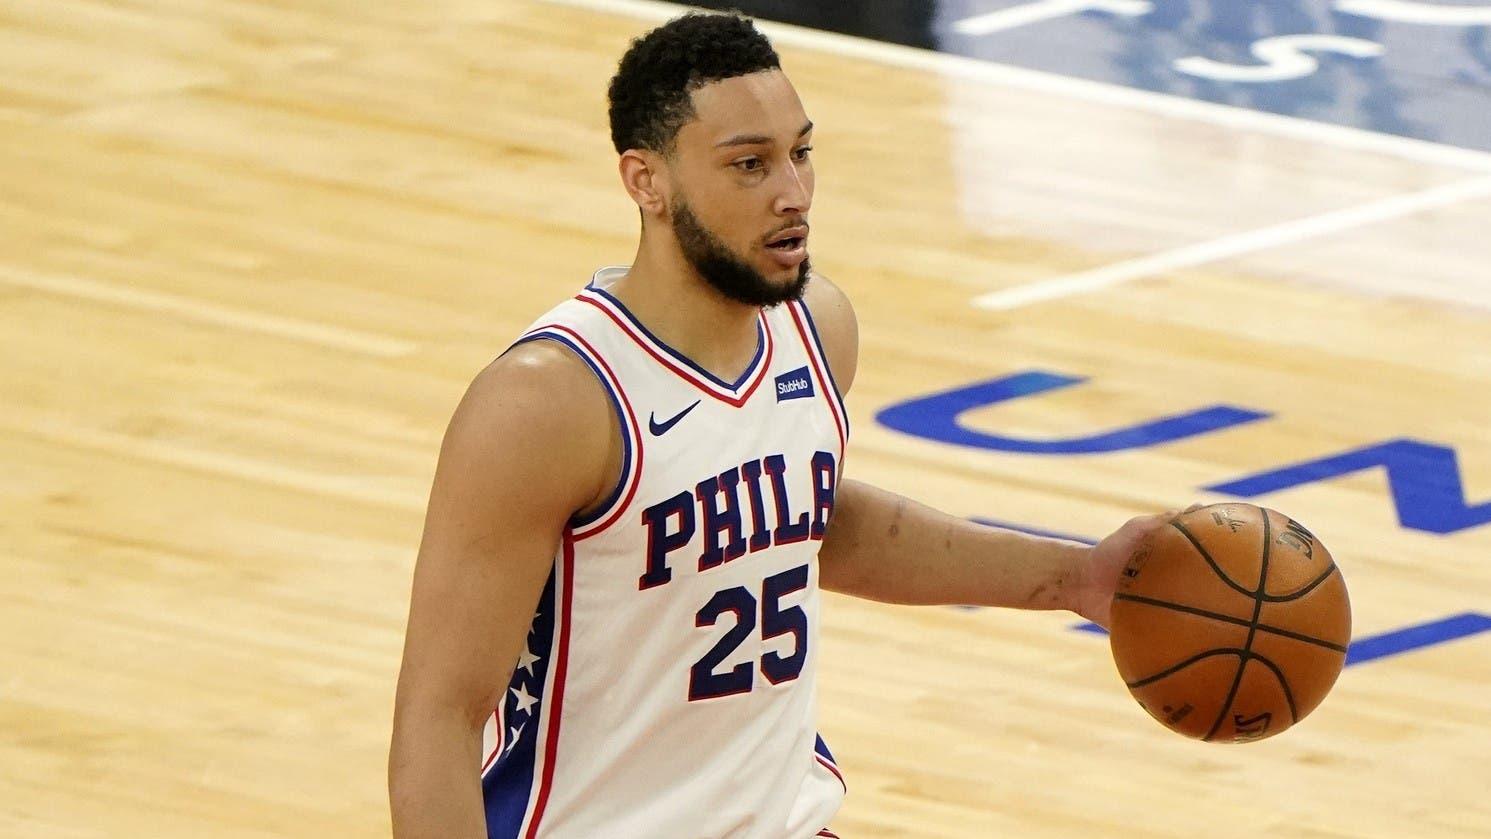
[510,684,539,715]
[517,641,541,676]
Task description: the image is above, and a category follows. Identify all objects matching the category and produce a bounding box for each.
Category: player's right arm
[389,340,616,839]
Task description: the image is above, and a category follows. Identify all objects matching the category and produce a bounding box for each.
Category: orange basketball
[1108,503,1351,743]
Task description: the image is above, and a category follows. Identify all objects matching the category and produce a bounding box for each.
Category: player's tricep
[395,349,611,725]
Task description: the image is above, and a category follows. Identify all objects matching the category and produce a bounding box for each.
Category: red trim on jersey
[524,532,577,837]
[576,293,774,408]
[785,301,847,458]
[816,753,847,794]
[816,830,841,838]
[527,323,645,541]
[480,701,506,776]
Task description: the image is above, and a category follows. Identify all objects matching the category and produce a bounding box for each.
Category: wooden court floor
[2,1,1488,836]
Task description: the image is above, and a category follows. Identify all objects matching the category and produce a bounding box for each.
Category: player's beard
[671,197,809,307]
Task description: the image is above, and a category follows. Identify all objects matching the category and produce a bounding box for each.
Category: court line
[3,415,421,510]
[540,0,1491,175]
[953,0,1154,37]
[972,174,1491,310]
[1336,0,1491,26]
[0,264,417,358]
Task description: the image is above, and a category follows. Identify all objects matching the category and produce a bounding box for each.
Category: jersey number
[688,564,809,701]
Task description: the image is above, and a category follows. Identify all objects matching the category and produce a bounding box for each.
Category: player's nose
[773,162,812,216]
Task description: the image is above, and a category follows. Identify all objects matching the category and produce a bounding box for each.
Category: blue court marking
[1206,438,1491,536]
[875,371,1270,455]
[970,517,1489,666]
[1342,611,1491,665]
[970,515,1098,545]
[1074,611,1491,668]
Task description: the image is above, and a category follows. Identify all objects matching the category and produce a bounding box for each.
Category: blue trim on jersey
[512,332,632,529]
[814,733,836,766]
[813,733,845,791]
[586,284,767,391]
[795,300,851,437]
[483,569,557,837]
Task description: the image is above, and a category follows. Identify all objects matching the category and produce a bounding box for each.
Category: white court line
[972,175,1491,310]
[0,264,417,358]
[542,0,1491,312]
[1336,0,1491,26]
[540,0,1491,175]
[953,0,1153,37]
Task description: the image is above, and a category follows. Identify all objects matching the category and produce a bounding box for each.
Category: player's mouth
[764,226,808,269]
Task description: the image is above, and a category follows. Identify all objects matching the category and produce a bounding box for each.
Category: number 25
[689,564,809,701]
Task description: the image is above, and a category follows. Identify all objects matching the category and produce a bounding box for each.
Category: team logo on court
[775,366,814,402]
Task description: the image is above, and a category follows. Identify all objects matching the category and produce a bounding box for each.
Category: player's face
[666,70,814,306]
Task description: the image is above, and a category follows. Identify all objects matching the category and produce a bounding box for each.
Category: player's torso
[481,267,849,839]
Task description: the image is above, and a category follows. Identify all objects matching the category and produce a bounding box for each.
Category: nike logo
[649,400,700,436]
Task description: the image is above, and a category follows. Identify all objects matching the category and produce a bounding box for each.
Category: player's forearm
[388,711,488,839]
[818,478,1090,610]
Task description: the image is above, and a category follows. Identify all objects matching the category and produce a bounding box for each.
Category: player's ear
[618,149,668,218]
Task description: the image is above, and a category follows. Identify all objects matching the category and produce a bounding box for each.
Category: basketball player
[389,13,1185,839]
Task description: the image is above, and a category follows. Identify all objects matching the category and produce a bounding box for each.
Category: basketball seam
[1248,653,1300,724]
[1203,508,1271,742]
[1171,520,1256,599]
[1112,593,1348,653]
[1124,648,1246,690]
[1261,563,1337,603]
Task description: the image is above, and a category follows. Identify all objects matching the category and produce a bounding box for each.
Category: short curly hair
[607,12,781,155]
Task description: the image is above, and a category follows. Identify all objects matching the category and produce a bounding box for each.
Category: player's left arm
[801,272,1176,629]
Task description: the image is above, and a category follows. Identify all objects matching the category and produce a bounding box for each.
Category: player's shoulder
[448,338,613,462]
[799,271,858,396]
[802,270,852,313]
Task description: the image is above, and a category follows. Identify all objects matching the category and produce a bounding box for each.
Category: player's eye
[792,145,813,161]
[734,157,764,172]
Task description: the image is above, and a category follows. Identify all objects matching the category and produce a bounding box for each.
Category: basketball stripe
[1169,520,1257,599]
[514,325,644,540]
[1266,564,1339,602]
[785,302,847,458]
[1114,593,1349,652]
[577,288,775,406]
[1203,514,1273,742]
[1124,647,1247,689]
[1248,653,1301,723]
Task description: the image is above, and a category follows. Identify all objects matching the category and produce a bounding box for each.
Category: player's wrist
[1043,540,1095,617]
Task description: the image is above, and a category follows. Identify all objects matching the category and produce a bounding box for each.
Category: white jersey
[479,266,850,839]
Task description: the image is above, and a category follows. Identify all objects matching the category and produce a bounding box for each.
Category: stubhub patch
[775,366,814,402]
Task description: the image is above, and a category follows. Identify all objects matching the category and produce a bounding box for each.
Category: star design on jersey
[517,641,541,676]
[510,683,538,716]
[504,722,525,756]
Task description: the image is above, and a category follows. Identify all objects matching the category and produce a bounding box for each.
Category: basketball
[1109,503,1351,743]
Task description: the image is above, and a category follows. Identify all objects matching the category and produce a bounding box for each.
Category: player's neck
[609,243,763,383]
